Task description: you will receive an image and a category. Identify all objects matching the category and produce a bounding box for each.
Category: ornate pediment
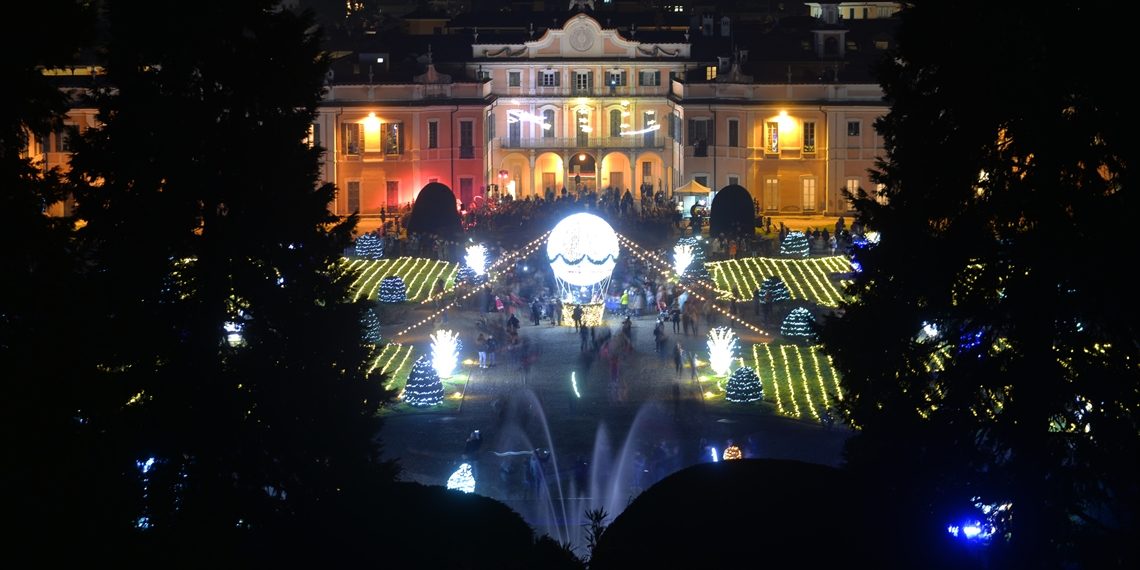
[473,14,690,59]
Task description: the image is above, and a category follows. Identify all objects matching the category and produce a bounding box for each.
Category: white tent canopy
[673,179,712,195]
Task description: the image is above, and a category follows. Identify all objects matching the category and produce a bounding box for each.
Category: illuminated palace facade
[34,6,894,219]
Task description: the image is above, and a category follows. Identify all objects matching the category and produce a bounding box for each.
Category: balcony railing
[499,136,664,150]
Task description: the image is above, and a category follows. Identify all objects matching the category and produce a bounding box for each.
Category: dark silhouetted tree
[1,0,98,556]
[407,182,462,240]
[819,3,1136,568]
[67,1,395,560]
[708,184,753,237]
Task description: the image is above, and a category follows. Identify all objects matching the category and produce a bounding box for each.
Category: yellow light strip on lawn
[383,345,415,390]
[366,256,412,300]
[420,263,460,305]
[769,343,800,417]
[753,344,786,415]
[807,346,832,409]
[789,344,820,420]
[404,258,437,300]
[766,339,793,417]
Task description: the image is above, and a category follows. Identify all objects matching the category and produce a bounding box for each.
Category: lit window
[803,122,816,153]
[766,121,779,154]
[706,66,717,80]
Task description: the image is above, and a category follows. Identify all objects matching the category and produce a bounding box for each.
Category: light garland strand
[790,344,820,420]
[392,232,551,341]
[776,344,802,418]
[825,353,843,401]
[753,344,784,414]
[615,233,772,337]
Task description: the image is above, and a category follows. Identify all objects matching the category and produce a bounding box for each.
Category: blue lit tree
[780,231,810,258]
[354,232,384,259]
[361,305,382,344]
[780,307,817,344]
[378,276,407,303]
[759,276,791,303]
[725,366,763,403]
[405,355,444,407]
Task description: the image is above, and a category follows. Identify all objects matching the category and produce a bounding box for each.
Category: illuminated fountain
[546,212,619,326]
[488,388,680,556]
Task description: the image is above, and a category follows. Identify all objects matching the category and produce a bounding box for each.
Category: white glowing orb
[446,462,476,493]
[706,327,737,377]
[465,244,488,276]
[674,244,694,276]
[430,330,460,378]
[546,213,619,287]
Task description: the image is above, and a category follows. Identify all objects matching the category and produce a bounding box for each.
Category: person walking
[477,333,488,369]
[688,349,698,381]
[580,323,590,352]
[572,304,584,331]
[670,305,681,333]
[673,342,684,377]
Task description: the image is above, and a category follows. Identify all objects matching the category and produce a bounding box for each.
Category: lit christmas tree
[722,444,743,461]
[361,306,382,345]
[446,463,476,493]
[405,355,444,407]
[759,276,791,303]
[780,231,810,258]
[378,276,407,303]
[781,307,818,344]
[676,236,710,281]
[725,366,763,403]
[355,232,384,259]
[455,265,486,287]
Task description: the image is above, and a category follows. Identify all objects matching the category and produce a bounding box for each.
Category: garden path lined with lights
[348,230,847,422]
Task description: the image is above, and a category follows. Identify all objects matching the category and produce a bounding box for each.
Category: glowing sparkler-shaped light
[465,244,488,276]
[430,330,460,378]
[706,327,738,377]
[506,109,551,130]
[446,463,476,493]
[674,243,694,276]
[620,123,661,136]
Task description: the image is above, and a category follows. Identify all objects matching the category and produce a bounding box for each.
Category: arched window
[824,36,839,56]
[543,109,555,138]
[610,109,623,138]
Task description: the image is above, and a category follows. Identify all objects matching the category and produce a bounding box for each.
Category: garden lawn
[370,343,471,415]
[700,342,843,422]
[343,257,459,302]
[707,255,851,307]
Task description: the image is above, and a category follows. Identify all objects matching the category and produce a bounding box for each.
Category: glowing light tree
[781,307,818,344]
[759,276,791,303]
[780,231,810,258]
[430,329,460,378]
[361,306,382,345]
[446,463,476,493]
[405,355,444,407]
[673,243,695,277]
[547,212,619,326]
[378,276,407,303]
[464,244,488,276]
[725,366,763,403]
[675,236,710,281]
[354,232,384,259]
[706,327,738,377]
